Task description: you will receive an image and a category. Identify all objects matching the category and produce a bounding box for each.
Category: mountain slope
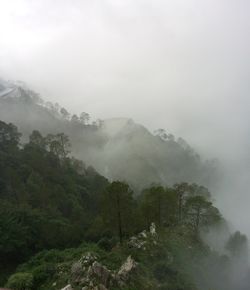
[0,80,218,190]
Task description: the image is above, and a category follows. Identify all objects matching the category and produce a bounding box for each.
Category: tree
[45,133,71,159]
[188,183,211,199]
[173,182,211,224]
[71,114,79,123]
[80,112,90,125]
[140,186,165,228]
[173,182,190,223]
[101,181,134,243]
[140,186,178,229]
[60,107,70,120]
[184,195,221,233]
[0,121,21,151]
[29,130,46,149]
[226,231,248,259]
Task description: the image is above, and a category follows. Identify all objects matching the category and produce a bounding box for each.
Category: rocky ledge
[60,253,137,290]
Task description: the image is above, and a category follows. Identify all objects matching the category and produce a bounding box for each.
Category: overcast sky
[1,0,250,231]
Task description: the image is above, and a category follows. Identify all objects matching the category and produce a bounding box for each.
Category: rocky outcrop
[116,255,137,286]
[62,252,137,290]
[60,225,159,290]
[128,222,158,250]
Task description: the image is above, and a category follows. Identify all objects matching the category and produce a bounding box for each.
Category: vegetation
[0,119,247,290]
[6,272,33,290]
[0,84,220,191]
[0,120,108,265]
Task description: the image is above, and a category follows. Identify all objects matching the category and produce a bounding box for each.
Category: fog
[1,0,250,249]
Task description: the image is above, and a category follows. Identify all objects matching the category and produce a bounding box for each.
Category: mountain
[0,81,248,290]
[0,80,219,191]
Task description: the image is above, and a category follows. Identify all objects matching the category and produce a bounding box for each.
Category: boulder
[90,262,111,286]
[128,223,157,250]
[117,255,137,281]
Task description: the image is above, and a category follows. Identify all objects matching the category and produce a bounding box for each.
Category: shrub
[6,272,33,290]
[97,237,117,251]
[32,263,56,287]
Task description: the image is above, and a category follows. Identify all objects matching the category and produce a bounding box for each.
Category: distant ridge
[0,79,219,191]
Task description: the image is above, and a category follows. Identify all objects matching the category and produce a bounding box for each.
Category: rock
[150,222,157,236]
[80,252,98,267]
[61,285,73,290]
[128,236,146,249]
[71,261,82,274]
[71,260,84,283]
[128,223,157,250]
[90,261,111,286]
[70,252,137,290]
[118,255,137,281]
[138,230,147,239]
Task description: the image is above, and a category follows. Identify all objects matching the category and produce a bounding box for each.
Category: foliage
[101,181,136,243]
[225,231,248,258]
[0,121,108,265]
[6,272,33,290]
[0,120,233,290]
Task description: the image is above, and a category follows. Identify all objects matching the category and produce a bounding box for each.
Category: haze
[1,0,250,234]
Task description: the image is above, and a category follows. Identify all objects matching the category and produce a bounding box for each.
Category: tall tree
[80,112,90,125]
[0,121,21,151]
[226,231,248,259]
[29,130,46,149]
[140,186,165,228]
[184,195,221,233]
[60,107,70,120]
[140,186,178,228]
[46,133,71,159]
[101,181,134,243]
[174,182,190,223]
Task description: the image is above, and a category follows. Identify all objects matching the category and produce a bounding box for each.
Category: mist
[1,1,250,288]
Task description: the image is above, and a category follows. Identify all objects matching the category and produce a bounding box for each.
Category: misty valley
[0,81,249,290]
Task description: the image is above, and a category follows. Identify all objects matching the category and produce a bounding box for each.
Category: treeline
[0,120,221,265]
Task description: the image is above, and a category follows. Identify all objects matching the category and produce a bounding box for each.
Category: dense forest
[0,119,249,290]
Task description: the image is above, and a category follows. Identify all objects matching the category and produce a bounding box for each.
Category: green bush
[6,272,33,290]
[97,237,117,251]
[32,263,56,287]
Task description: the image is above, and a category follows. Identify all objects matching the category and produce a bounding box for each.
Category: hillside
[0,81,219,191]
[0,119,249,290]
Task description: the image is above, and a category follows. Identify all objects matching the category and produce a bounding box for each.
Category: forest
[0,119,248,290]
